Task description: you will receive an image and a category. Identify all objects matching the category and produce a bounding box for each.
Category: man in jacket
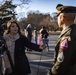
[47,4,76,75]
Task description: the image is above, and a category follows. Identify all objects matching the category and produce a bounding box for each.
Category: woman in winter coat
[3,21,43,75]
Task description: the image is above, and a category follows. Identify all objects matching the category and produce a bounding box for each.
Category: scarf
[3,33,20,73]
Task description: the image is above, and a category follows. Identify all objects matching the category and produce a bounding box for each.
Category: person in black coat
[26,24,32,41]
[40,26,49,38]
[3,21,44,75]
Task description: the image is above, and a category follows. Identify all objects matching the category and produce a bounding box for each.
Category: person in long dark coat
[26,24,32,41]
[47,4,76,75]
[3,21,44,75]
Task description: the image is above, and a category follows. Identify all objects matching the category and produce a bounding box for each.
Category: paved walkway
[26,34,59,75]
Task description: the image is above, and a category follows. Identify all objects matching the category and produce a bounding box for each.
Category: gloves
[47,69,54,75]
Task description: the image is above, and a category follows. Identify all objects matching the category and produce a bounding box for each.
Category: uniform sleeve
[51,37,69,74]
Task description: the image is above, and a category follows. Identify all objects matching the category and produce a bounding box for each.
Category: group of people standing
[25,24,49,50]
[38,26,49,50]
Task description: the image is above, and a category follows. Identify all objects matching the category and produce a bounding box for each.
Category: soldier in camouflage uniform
[47,4,76,75]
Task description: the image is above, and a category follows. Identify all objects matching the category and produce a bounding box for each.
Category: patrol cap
[56,4,76,13]
[55,4,76,17]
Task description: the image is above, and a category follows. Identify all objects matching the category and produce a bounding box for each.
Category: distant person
[37,33,42,45]
[3,21,45,75]
[40,26,49,39]
[26,24,32,51]
[42,34,49,51]
[26,24,32,41]
[33,27,38,44]
[37,28,43,45]
[38,26,49,45]
[47,4,76,75]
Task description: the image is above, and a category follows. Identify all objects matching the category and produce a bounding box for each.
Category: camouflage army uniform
[47,3,76,75]
[47,24,76,75]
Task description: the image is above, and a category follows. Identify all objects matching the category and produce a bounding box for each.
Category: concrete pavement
[26,34,59,75]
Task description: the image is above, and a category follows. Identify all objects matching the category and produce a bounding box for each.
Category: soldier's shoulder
[71,24,76,37]
[72,24,76,31]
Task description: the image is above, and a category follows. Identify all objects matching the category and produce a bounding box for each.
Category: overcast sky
[12,0,76,18]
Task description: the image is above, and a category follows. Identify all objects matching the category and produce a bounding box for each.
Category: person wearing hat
[47,4,76,75]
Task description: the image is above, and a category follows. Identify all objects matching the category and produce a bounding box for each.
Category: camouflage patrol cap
[56,4,76,13]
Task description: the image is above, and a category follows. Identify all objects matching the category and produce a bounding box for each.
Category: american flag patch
[60,38,68,50]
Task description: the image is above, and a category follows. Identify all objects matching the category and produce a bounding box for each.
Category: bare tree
[0,0,31,6]
[0,0,5,4]
[0,0,31,18]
